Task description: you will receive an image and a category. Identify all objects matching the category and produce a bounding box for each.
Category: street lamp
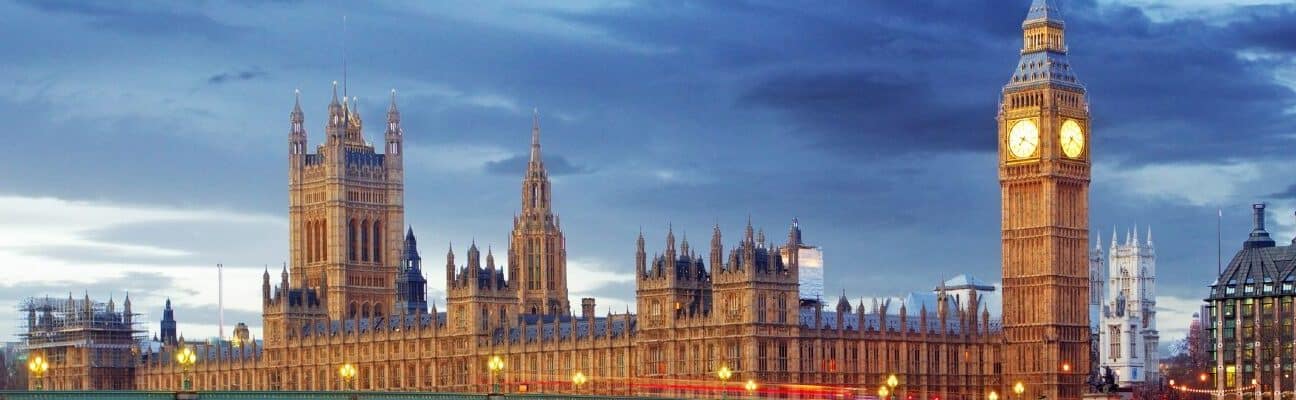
[338,363,357,390]
[488,355,505,394]
[745,379,758,398]
[573,371,588,393]
[880,386,891,400]
[989,390,999,400]
[176,347,197,391]
[887,374,900,400]
[1013,382,1025,400]
[27,355,48,390]
[718,366,733,400]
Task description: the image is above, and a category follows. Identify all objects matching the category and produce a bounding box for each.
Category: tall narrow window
[361,219,370,262]
[348,219,357,261]
[373,221,382,263]
[305,220,314,262]
[321,220,327,262]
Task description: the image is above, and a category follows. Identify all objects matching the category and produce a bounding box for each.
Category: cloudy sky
[2,0,1294,353]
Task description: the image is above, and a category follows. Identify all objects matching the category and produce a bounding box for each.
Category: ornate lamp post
[1013,382,1025,400]
[176,346,197,391]
[880,385,891,400]
[989,390,999,400]
[887,374,900,400]
[488,355,505,394]
[573,371,588,394]
[744,379,758,399]
[27,355,49,390]
[338,363,357,391]
[717,366,733,400]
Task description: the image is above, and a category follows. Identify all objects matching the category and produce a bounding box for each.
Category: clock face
[1060,119,1085,158]
[1008,119,1040,159]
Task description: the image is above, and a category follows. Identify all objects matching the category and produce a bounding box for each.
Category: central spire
[530,108,543,166]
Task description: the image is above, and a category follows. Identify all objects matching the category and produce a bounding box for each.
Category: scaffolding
[16,295,145,390]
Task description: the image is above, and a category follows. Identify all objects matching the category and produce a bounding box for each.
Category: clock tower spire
[999,1,1090,399]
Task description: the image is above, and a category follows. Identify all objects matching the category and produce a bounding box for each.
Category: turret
[486,246,498,290]
[326,81,343,142]
[123,293,132,325]
[262,267,272,305]
[290,89,306,156]
[280,264,289,292]
[386,89,403,157]
[445,245,456,288]
[636,230,647,277]
[161,298,177,346]
[468,241,481,281]
[710,223,723,273]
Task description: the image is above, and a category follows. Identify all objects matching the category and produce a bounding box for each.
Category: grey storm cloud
[0,271,196,305]
[207,68,268,85]
[483,154,592,176]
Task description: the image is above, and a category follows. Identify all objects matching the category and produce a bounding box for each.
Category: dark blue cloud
[3,0,1295,343]
[15,0,241,40]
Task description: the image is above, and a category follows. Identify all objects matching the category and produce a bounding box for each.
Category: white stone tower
[1097,226,1160,387]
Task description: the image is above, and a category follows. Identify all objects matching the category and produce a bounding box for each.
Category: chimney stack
[1245,203,1276,249]
[581,298,596,320]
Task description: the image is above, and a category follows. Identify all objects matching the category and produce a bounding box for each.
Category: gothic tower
[508,111,570,316]
[288,84,405,321]
[395,227,428,314]
[998,1,1090,399]
[1098,227,1159,386]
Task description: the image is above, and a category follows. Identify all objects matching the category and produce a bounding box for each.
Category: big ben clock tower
[999,1,1090,399]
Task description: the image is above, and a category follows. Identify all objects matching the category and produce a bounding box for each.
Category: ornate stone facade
[128,2,1100,398]
[998,1,1091,399]
[1090,228,1160,386]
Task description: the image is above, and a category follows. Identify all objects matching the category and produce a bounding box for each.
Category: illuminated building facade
[30,2,1106,397]
[1090,228,1160,387]
[128,91,1005,399]
[997,0,1091,399]
[1204,204,1296,400]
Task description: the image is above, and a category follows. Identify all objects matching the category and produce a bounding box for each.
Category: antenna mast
[343,15,348,99]
[218,263,225,340]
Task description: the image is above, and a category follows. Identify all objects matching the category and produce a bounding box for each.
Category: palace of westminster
[20,1,1105,399]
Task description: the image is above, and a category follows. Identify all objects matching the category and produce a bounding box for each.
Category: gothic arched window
[361,219,370,262]
[348,219,357,262]
[373,220,382,264]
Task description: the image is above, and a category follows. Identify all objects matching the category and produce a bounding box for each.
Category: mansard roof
[940,274,995,291]
[282,287,321,307]
[650,254,708,280]
[1210,243,1296,300]
[298,313,446,337]
[1210,205,1296,300]
[148,339,263,366]
[725,243,788,273]
[1005,51,1082,91]
[494,315,635,343]
[799,310,1001,335]
[344,148,385,167]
